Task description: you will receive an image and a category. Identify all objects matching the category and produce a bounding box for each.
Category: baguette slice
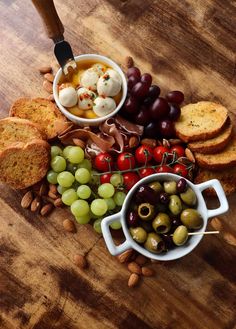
[0,117,46,151]
[188,117,233,154]
[9,98,69,139]
[175,101,228,142]
[0,139,50,189]
[194,134,236,169]
[194,167,236,196]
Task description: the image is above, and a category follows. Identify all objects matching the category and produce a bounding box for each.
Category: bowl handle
[101,212,132,256]
[196,179,229,218]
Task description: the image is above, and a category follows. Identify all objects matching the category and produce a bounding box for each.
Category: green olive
[129,227,147,244]
[152,213,171,233]
[138,203,155,221]
[172,225,189,246]
[169,195,182,215]
[180,188,197,206]
[144,232,165,253]
[180,208,203,229]
[148,181,163,193]
[163,181,177,194]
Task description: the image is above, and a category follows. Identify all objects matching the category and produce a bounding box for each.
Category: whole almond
[30,196,41,212]
[43,80,53,93]
[141,266,155,277]
[49,184,58,194]
[125,56,134,69]
[48,191,58,200]
[54,197,63,207]
[117,249,134,263]
[169,138,182,145]
[141,138,157,148]
[63,219,76,233]
[210,217,223,231]
[73,138,86,149]
[39,66,52,74]
[74,254,87,269]
[185,148,195,163]
[47,94,55,102]
[39,182,48,196]
[40,203,53,216]
[223,232,236,247]
[128,273,139,288]
[44,73,54,83]
[128,136,139,149]
[127,261,142,275]
[21,191,33,208]
[135,254,148,266]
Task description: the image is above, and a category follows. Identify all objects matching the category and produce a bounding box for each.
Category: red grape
[131,82,149,98]
[148,85,160,99]
[128,76,140,91]
[158,119,175,138]
[168,104,181,121]
[144,122,160,138]
[140,73,152,87]
[134,106,151,125]
[127,67,141,79]
[124,96,139,114]
[166,91,184,104]
[150,97,170,120]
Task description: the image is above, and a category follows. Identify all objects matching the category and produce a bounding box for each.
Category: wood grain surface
[1,0,236,328]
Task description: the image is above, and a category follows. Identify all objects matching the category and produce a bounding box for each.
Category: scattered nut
[128,136,139,149]
[72,138,86,149]
[127,261,142,275]
[43,80,53,93]
[223,232,236,247]
[40,203,53,216]
[210,217,223,231]
[185,148,195,163]
[48,191,58,200]
[135,254,148,266]
[141,138,157,148]
[125,56,134,69]
[49,184,58,194]
[21,191,33,208]
[74,254,87,269]
[141,266,155,277]
[47,94,55,102]
[54,197,63,207]
[39,182,48,196]
[63,219,76,233]
[30,196,41,212]
[44,73,54,83]
[128,273,139,288]
[39,66,52,74]
[117,249,134,263]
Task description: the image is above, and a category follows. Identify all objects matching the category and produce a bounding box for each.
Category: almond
[44,73,54,83]
[74,254,87,269]
[63,219,76,233]
[40,203,53,216]
[48,191,58,200]
[141,138,157,148]
[141,266,155,277]
[223,232,236,247]
[49,184,58,194]
[21,191,34,208]
[128,273,139,288]
[128,136,139,149]
[125,56,134,69]
[117,249,134,263]
[47,94,55,102]
[185,148,195,163]
[43,80,53,93]
[127,261,142,275]
[135,254,148,266]
[210,217,223,231]
[39,66,52,74]
[54,197,63,207]
[30,196,41,212]
[39,182,48,196]
[73,138,86,149]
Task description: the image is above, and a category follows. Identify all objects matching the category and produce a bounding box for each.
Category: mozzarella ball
[93,96,116,117]
[80,68,99,91]
[77,87,96,110]
[91,63,107,76]
[97,73,121,97]
[105,69,122,84]
[59,87,77,108]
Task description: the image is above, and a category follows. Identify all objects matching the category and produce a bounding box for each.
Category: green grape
[110,173,123,187]
[90,199,108,216]
[66,163,78,175]
[90,170,100,185]
[47,170,58,184]
[57,185,68,195]
[67,146,84,164]
[51,155,66,172]
[63,146,73,159]
[89,210,100,219]
[110,221,122,230]
[98,183,115,198]
[75,213,91,224]
[62,188,78,205]
[78,159,92,171]
[113,191,126,206]
[57,171,75,187]
[77,185,91,199]
[104,198,116,210]
[51,145,63,158]
[93,218,102,234]
[71,200,90,217]
[75,168,91,184]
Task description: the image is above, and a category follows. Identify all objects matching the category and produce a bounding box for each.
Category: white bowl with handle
[101,173,229,261]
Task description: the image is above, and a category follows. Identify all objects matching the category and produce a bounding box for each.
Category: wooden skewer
[171,231,219,236]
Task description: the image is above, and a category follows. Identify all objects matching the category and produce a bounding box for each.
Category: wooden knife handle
[32,0,64,41]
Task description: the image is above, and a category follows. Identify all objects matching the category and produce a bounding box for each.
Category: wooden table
[1,1,236,328]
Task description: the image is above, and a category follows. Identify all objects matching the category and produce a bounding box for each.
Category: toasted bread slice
[175,101,228,142]
[188,117,233,154]
[194,167,236,196]
[194,134,236,169]
[0,139,50,189]
[0,117,46,151]
[9,98,69,139]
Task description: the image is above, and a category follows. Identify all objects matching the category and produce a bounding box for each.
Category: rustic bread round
[0,139,50,189]
[188,117,232,154]
[175,101,228,142]
[9,98,69,139]
[0,117,46,151]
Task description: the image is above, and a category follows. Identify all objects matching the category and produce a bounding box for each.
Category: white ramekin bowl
[53,54,127,126]
[101,173,229,261]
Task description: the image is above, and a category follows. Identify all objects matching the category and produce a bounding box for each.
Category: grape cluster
[120,66,184,139]
[47,145,126,233]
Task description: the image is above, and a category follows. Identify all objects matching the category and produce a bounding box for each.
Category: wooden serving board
[1,1,236,328]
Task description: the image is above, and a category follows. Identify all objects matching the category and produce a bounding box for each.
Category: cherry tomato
[122,172,139,190]
[95,153,114,172]
[170,145,185,158]
[156,165,173,173]
[135,145,153,164]
[153,146,170,163]
[139,167,155,178]
[117,152,136,171]
[100,173,112,184]
[173,164,188,177]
